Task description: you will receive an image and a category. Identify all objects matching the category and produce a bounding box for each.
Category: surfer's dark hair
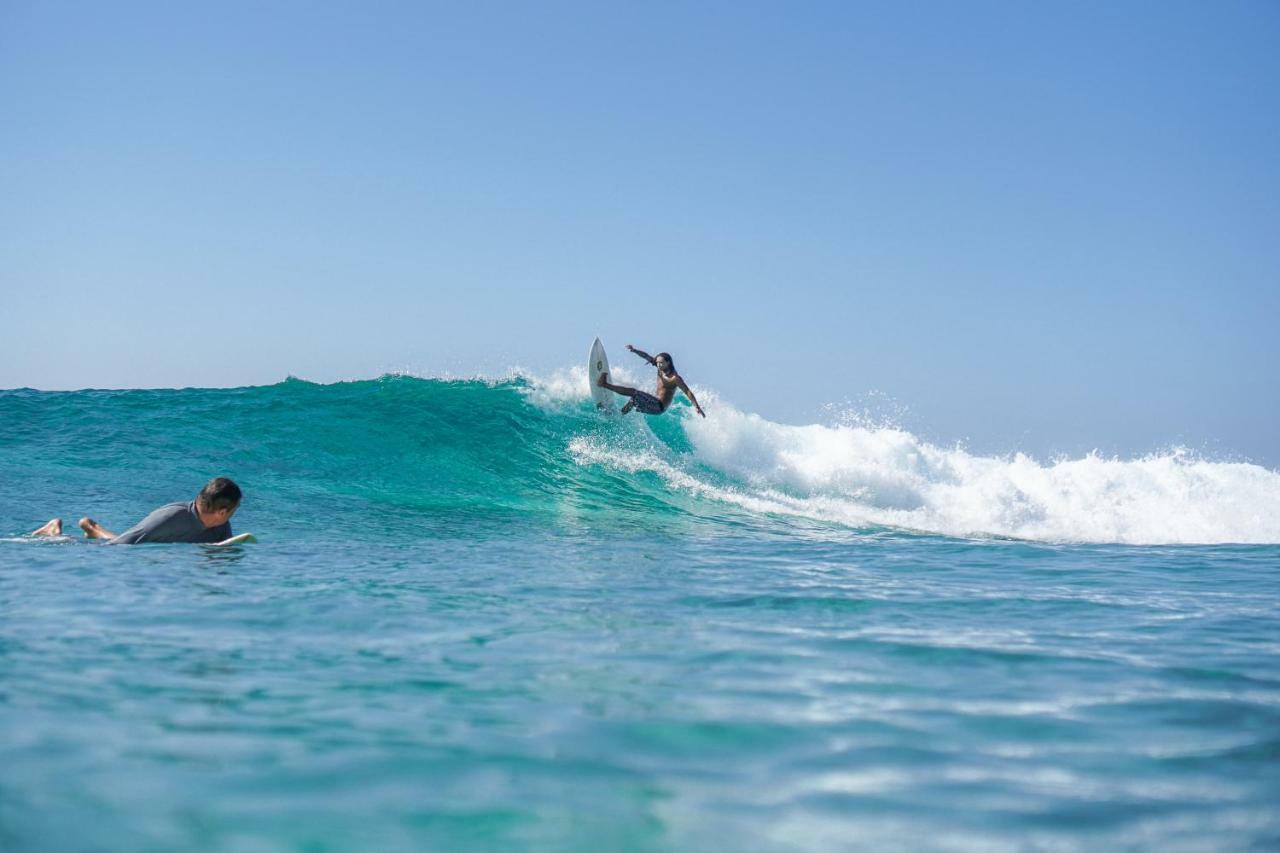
[656,352,675,373]
[198,477,242,511]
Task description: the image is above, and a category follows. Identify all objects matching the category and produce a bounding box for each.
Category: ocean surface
[2,374,1278,851]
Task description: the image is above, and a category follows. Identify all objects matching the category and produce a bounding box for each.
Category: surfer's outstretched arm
[678,378,705,418]
[626,344,656,365]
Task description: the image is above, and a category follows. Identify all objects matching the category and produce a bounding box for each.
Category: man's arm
[626,344,656,365]
[678,377,706,418]
[108,504,202,544]
[107,506,185,544]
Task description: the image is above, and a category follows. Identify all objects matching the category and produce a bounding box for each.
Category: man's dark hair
[197,477,242,512]
[657,352,676,373]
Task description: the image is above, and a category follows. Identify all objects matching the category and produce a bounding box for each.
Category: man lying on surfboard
[30,477,255,546]
[597,345,706,417]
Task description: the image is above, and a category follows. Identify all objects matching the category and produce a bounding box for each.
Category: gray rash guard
[109,501,231,545]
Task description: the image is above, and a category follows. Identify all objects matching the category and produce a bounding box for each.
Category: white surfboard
[213,533,257,546]
[589,337,614,411]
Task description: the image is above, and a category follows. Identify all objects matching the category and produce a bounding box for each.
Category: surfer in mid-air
[597,344,706,418]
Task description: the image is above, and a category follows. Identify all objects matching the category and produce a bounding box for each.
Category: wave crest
[514,369,1280,545]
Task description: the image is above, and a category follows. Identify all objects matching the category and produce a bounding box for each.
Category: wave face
[2,374,1277,545]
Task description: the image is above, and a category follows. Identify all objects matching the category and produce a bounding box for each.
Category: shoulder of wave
[261,371,534,390]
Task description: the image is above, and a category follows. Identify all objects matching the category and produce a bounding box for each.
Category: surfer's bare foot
[597,372,608,387]
[78,517,113,540]
[32,518,62,537]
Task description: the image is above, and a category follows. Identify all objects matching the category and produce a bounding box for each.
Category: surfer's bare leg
[596,372,638,397]
[596,373,640,414]
[31,518,63,537]
[78,517,118,540]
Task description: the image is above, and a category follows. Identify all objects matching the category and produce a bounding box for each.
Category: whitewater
[2,372,1278,851]
[532,366,1279,545]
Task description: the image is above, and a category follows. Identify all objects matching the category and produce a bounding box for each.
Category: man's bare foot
[31,518,62,537]
[597,372,608,387]
[79,517,113,540]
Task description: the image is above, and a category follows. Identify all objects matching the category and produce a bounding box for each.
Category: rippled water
[2,379,1277,850]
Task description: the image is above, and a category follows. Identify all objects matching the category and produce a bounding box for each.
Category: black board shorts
[632,391,665,415]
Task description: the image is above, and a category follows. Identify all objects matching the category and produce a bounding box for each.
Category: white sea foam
[536,366,1280,544]
[519,363,647,408]
[681,401,1280,544]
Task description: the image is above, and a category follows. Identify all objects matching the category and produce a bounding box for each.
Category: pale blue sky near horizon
[2,1,1278,465]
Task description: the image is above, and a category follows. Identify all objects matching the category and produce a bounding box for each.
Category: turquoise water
[2,377,1278,851]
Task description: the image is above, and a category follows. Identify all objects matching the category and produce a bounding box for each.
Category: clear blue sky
[2,1,1278,464]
